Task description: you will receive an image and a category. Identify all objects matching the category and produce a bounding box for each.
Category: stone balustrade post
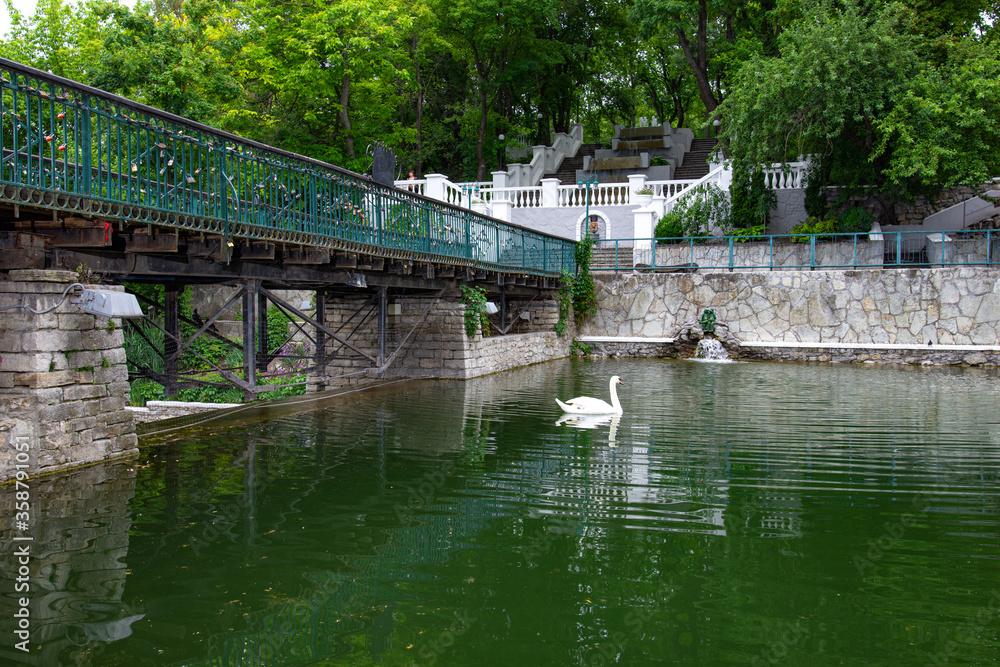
[541,178,561,208]
[628,174,647,199]
[423,173,448,203]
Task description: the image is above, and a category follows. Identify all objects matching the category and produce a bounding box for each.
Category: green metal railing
[592,230,999,272]
[0,57,575,277]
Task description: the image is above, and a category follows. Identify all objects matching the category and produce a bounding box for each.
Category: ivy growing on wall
[555,234,597,335]
[460,283,490,339]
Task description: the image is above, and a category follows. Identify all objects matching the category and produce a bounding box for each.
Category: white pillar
[628,174,647,197]
[633,206,656,267]
[541,178,561,208]
[492,199,512,222]
[424,173,448,203]
[491,170,508,189]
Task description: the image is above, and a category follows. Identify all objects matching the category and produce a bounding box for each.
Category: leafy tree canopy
[718,0,1000,223]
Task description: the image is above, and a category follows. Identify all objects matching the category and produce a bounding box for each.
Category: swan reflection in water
[555,413,621,444]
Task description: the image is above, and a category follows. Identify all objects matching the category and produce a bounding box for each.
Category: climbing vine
[554,234,598,336]
[572,234,597,322]
[460,283,490,339]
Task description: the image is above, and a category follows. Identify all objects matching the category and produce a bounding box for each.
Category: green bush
[650,156,670,167]
[730,164,777,231]
[654,212,685,243]
[732,224,768,242]
[837,207,874,235]
[665,183,732,237]
[803,160,829,220]
[790,216,840,242]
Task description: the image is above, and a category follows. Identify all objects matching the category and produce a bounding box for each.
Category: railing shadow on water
[0,57,575,277]
[590,230,999,272]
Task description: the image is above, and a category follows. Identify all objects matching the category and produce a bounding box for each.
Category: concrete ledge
[128,400,242,423]
[737,341,1000,352]
[577,335,676,344]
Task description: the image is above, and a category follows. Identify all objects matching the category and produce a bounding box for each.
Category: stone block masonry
[308,290,572,390]
[580,267,1000,365]
[0,270,138,482]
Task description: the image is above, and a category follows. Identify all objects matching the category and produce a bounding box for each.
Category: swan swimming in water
[556,376,624,415]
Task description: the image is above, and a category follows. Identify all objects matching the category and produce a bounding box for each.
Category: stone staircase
[545,143,603,184]
[673,139,718,180]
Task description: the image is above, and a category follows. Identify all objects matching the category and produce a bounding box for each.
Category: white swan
[556,376,624,415]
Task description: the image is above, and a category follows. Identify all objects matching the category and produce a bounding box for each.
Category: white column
[491,199,512,222]
[541,178,561,208]
[633,207,656,267]
[424,173,448,203]
[627,174,647,198]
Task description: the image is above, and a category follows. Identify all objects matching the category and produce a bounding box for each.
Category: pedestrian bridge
[0,57,574,279]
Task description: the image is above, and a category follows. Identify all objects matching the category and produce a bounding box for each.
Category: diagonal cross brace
[259,287,377,364]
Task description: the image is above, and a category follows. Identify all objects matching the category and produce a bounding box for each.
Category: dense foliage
[4,0,995,189]
[718,0,1000,224]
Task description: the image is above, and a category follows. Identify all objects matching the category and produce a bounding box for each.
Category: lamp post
[536,112,545,146]
[497,133,506,171]
[712,118,721,138]
[578,175,599,239]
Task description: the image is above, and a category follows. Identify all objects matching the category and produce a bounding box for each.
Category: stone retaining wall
[0,270,138,481]
[580,267,1000,364]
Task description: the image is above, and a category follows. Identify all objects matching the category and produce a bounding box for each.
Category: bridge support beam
[242,279,261,402]
[163,284,181,398]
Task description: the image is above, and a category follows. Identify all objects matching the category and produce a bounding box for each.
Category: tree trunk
[413,35,423,175]
[477,87,488,180]
[339,68,356,160]
[676,0,718,116]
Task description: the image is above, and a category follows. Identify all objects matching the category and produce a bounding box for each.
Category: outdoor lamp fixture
[0,282,142,319]
[485,301,499,315]
[346,272,367,288]
[72,288,144,318]
[497,133,506,171]
[578,175,599,234]
[712,118,721,136]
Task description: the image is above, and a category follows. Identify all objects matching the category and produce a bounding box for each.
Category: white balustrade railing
[395,160,811,218]
[763,161,809,189]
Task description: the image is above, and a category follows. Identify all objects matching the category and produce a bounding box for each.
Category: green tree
[233,0,413,170]
[718,0,1000,224]
[91,0,242,122]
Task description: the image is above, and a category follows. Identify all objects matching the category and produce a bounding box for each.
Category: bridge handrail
[0,57,575,277]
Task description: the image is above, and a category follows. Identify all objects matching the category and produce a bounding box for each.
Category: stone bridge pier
[309,287,571,391]
[0,270,138,482]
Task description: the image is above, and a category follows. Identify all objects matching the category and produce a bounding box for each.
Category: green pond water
[4,358,1000,666]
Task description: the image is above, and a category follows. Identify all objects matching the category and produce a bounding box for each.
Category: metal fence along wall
[592,230,999,272]
[0,58,575,277]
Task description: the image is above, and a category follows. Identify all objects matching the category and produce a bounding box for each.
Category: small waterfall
[693,337,732,362]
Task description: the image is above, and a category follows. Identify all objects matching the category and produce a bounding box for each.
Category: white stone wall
[581,268,1000,348]
[0,270,138,481]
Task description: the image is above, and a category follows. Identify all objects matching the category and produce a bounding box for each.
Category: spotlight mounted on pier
[346,272,367,289]
[71,288,143,319]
